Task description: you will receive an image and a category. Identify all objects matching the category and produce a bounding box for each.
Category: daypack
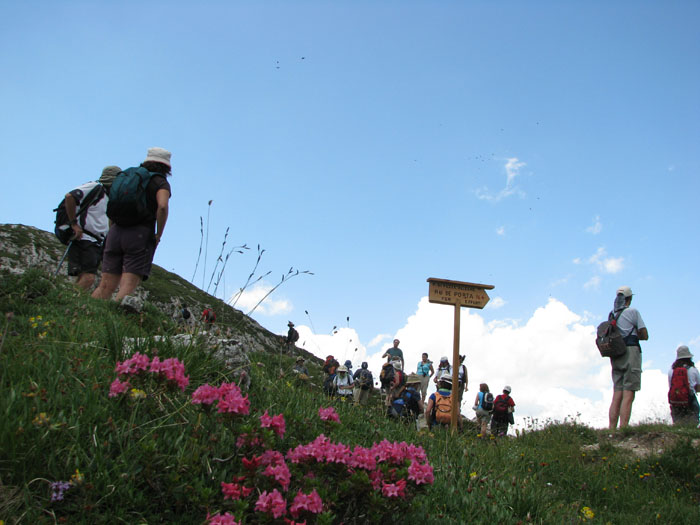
[493,395,510,415]
[106,167,156,226]
[53,183,105,244]
[357,369,373,390]
[202,309,216,323]
[596,309,628,358]
[289,328,300,343]
[390,388,420,419]
[434,391,452,425]
[668,367,691,408]
[481,392,494,411]
[182,308,191,320]
[379,362,395,389]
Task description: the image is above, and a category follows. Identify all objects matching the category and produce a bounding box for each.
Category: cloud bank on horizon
[291,295,671,430]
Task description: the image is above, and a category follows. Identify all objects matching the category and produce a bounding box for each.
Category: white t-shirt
[69,181,109,243]
[616,308,646,339]
[668,366,700,391]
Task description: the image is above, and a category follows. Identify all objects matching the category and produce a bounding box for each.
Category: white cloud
[496,226,505,236]
[227,282,292,316]
[295,296,670,429]
[587,247,625,274]
[475,157,526,202]
[368,333,391,348]
[586,215,602,235]
[584,276,601,290]
[485,296,506,309]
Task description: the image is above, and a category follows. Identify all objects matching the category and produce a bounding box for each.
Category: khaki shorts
[611,346,641,392]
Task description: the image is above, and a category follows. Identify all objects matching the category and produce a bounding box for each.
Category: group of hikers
[601,286,699,429]
[295,337,517,436]
[55,147,172,303]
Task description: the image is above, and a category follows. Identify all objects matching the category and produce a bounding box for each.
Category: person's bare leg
[619,391,636,428]
[76,273,96,291]
[114,272,142,301]
[91,273,121,300]
[608,390,624,429]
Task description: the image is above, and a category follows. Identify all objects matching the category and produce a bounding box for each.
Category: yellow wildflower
[469,472,478,479]
[32,412,50,426]
[130,388,147,400]
[581,506,595,520]
[71,468,85,485]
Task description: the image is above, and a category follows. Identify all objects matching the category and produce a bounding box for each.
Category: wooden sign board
[427,278,494,309]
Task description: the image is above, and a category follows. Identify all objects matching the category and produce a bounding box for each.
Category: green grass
[1,269,699,524]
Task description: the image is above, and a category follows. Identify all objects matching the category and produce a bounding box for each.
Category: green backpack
[107,167,156,226]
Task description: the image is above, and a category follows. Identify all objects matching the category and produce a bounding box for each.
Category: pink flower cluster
[318,406,340,423]
[260,410,286,438]
[191,382,250,415]
[289,488,323,519]
[255,489,287,518]
[221,477,253,501]
[109,352,189,397]
[206,512,240,525]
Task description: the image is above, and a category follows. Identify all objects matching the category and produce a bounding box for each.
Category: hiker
[473,383,494,436]
[426,376,460,430]
[60,166,120,290]
[608,286,648,429]
[92,147,172,302]
[382,338,405,370]
[344,360,353,375]
[490,385,515,436]
[388,373,424,424]
[286,321,300,352]
[333,365,354,398]
[201,308,216,325]
[322,355,340,396]
[179,304,193,329]
[353,362,374,406]
[668,345,700,426]
[383,361,405,408]
[434,356,451,384]
[416,353,434,402]
[457,354,469,403]
[293,356,309,378]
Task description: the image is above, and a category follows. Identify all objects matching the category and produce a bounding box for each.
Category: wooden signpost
[427,278,494,429]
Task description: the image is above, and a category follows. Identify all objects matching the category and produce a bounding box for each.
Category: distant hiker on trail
[490,385,515,436]
[416,353,434,402]
[426,376,460,430]
[383,361,405,409]
[286,321,300,353]
[344,360,353,375]
[333,365,354,398]
[179,304,193,329]
[58,166,120,291]
[322,355,340,396]
[353,362,374,406]
[92,147,172,303]
[434,356,451,384]
[607,286,648,430]
[293,356,310,380]
[457,354,468,403]
[389,373,424,425]
[473,383,494,436]
[382,339,404,370]
[201,308,216,325]
[668,345,700,426]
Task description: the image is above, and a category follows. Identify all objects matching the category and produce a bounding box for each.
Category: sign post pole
[427,278,495,430]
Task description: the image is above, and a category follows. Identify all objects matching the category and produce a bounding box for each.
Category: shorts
[101,224,156,280]
[611,345,642,392]
[67,240,102,276]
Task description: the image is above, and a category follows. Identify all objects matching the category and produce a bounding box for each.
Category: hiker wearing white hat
[667,345,700,426]
[92,147,172,303]
[608,285,648,430]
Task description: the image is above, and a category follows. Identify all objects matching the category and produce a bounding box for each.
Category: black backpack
[481,392,494,411]
[182,308,191,320]
[107,167,156,226]
[357,369,373,390]
[53,183,105,244]
[379,362,395,389]
[596,308,628,358]
[289,328,300,343]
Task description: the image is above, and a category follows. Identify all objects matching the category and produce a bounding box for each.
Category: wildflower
[191,384,220,405]
[318,406,340,423]
[50,480,72,502]
[263,463,291,491]
[207,512,241,525]
[217,390,250,415]
[70,469,84,485]
[581,506,595,520]
[408,460,434,485]
[255,489,287,519]
[469,472,478,479]
[129,388,147,400]
[33,412,50,426]
[381,479,407,498]
[115,352,151,376]
[221,481,253,501]
[108,378,131,398]
[289,489,324,518]
[259,410,286,438]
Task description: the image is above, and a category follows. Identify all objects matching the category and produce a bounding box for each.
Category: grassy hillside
[1,247,699,523]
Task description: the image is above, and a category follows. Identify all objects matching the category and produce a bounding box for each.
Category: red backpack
[668,367,691,408]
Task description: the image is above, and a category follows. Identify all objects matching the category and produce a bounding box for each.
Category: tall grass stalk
[245,268,314,317]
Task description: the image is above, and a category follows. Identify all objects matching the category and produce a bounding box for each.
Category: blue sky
[2,1,699,428]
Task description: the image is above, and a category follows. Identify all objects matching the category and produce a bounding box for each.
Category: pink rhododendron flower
[382,478,407,498]
[191,384,220,405]
[369,469,383,490]
[260,410,286,438]
[108,378,131,397]
[407,460,434,485]
[289,489,323,518]
[318,406,340,423]
[221,481,253,500]
[260,449,285,467]
[207,512,241,525]
[242,455,261,471]
[115,352,151,376]
[255,489,287,519]
[150,356,189,390]
[236,433,263,449]
[263,463,291,491]
[217,391,250,415]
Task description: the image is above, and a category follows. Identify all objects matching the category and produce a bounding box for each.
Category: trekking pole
[55,240,73,276]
